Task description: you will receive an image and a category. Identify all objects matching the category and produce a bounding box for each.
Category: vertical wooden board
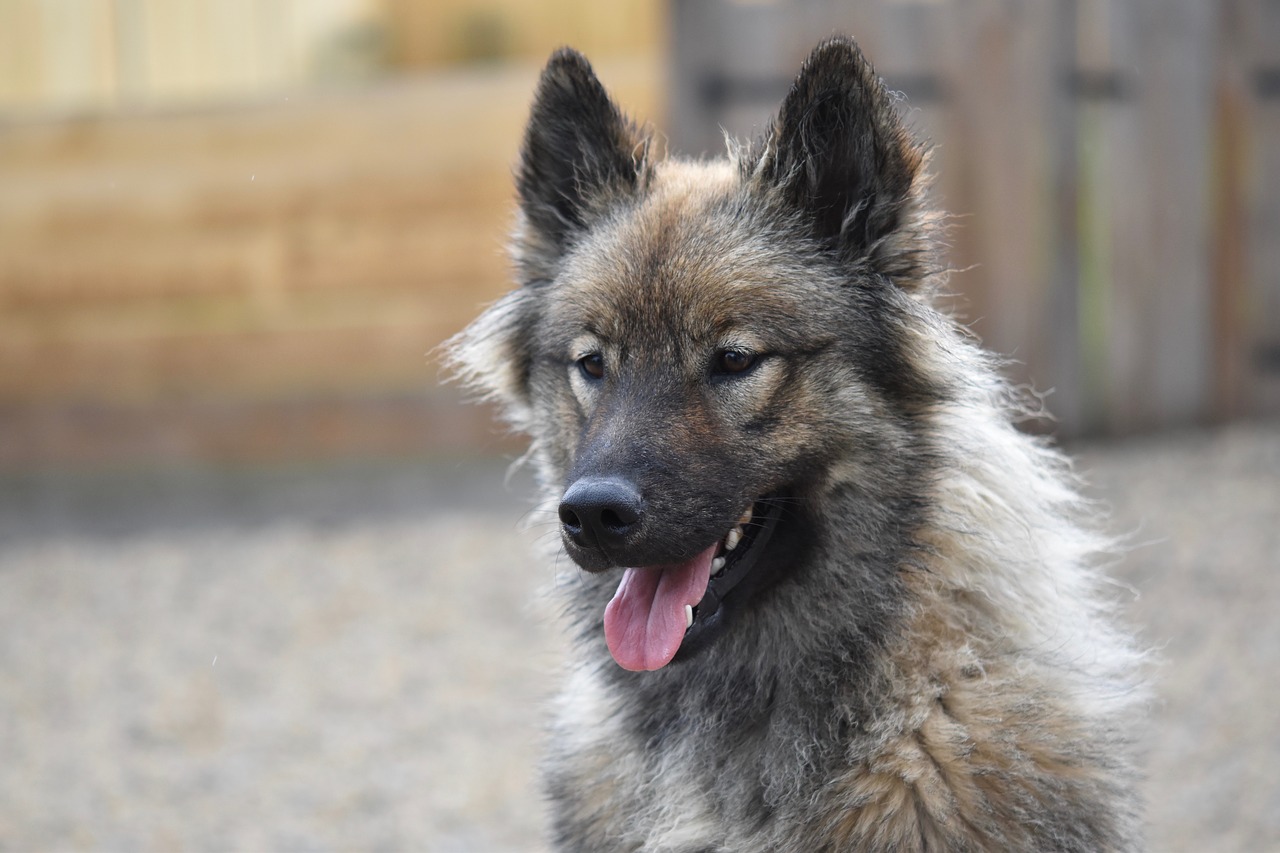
[848,1,966,335]
[1211,0,1252,420]
[0,1,40,107]
[1239,0,1280,415]
[666,0,720,155]
[853,0,977,339]
[1077,0,1130,431]
[113,0,151,103]
[36,0,119,107]
[1045,0,1084,436]
[0,0,117,110]
[666,0,909,156]
[933,2,1078,428]
[1132,0,1215,429]
[667,0,791,155]
[1090,0,1216,432]
[863,0,953,189]
[1086,0,1143,432]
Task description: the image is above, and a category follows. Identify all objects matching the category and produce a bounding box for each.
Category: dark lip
[676,497,784,658]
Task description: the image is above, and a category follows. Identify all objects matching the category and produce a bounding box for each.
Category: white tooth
[724,527,743,551]
[685,604,694,628]
[711,556,726,572]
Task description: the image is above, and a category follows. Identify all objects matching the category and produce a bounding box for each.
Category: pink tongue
[603,542,717,672]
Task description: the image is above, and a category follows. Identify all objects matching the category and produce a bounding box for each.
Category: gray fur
[448,36,1145,852]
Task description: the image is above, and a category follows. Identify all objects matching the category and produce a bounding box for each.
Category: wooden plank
[1075,0,1130,432]
[0,196,506,307]
[932,2,1081,430]
[1113,0,1215,431]
[1045,0,1084,436]
[1139,0,1216,428]
[0,0,117,110]
[1079,0,1140,433]
[0,321,460,403]
[668,0,784,156]
[1079,0,1218,433]
[384,0,663,69]
[1212,0,1252,421]
[1238,0,1280,416]
[0,391,520,470]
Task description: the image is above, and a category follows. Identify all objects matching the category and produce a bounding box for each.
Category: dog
[449,36,1144,852]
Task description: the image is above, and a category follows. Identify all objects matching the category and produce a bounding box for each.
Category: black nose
[559,477,644,549]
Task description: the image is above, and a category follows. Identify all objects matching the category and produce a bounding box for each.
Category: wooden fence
[0,59,660,468]
[2,1,1277,469]
[0,0,663,113]
[670,0,1280,435]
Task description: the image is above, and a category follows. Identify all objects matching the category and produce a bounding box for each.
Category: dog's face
[542,166,847,568]
[451,39,937,671]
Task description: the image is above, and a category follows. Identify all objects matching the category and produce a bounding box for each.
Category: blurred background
[0,1,1276,850]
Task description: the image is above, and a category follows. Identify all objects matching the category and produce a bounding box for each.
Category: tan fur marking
[818,563,1131,850]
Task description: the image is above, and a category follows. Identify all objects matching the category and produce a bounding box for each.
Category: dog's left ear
[747,37,924,262]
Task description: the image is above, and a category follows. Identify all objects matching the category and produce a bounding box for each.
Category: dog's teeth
[711,556,726,572]
[685,604,694,628]
[724,527,743,551]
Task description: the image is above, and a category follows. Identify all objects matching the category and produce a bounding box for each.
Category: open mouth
[602,498,782,672]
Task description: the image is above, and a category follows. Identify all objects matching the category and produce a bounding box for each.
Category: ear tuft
[516,49,648,276]
[747,36,924,260]
[443,288,537,431]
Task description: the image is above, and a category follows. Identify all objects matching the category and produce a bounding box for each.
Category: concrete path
[1,423,1276,851]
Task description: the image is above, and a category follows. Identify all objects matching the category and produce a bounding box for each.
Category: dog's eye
[578,353,605,380]
[715,349,757,376]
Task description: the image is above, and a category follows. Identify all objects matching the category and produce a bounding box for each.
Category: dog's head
[450,38,940,671]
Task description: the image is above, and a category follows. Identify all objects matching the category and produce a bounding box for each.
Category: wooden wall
[0,0,662,113]
[670,0,1280,436]
[3,0,1278,469]
[0,0,384,112]
[0,59,661,468]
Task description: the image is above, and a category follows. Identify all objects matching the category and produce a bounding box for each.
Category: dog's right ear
[515,49,647,278]
[447,53,643,435]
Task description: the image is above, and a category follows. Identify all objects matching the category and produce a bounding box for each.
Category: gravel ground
[0,422,1277,852]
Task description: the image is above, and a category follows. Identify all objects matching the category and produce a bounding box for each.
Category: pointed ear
[747,37,923,260]
[515,49,648,274]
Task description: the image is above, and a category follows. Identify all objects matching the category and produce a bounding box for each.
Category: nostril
[559,505,582,532]
[599,508,625,532]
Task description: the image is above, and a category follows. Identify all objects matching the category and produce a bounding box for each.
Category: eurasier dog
[450,36,1143,852]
